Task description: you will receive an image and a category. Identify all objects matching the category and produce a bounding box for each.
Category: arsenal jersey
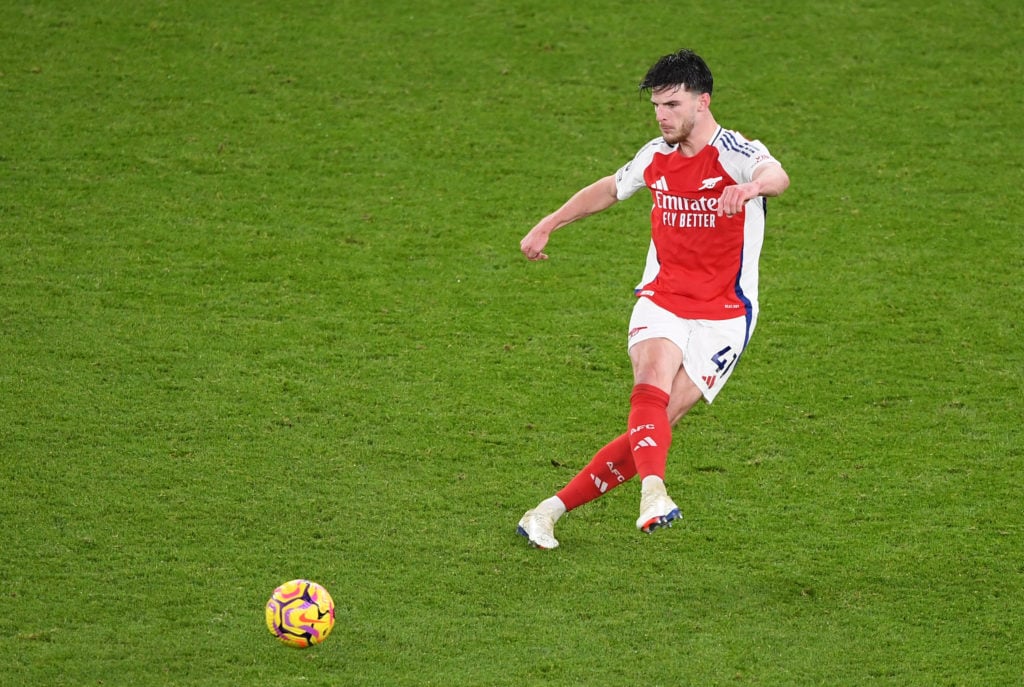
[614,126,779,322]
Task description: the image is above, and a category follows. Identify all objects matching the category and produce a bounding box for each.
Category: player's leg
[517,433,636,549]
[627,336,681,479]
[633,315,750,532]
[627,336,685,532]
[556,433,636,508]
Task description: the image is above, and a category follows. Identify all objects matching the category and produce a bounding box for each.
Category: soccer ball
[265,579,336,648]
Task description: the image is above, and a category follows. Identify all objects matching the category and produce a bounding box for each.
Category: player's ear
[699,92,711,110]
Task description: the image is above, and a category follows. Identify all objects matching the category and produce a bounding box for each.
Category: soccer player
[517,49,790,549]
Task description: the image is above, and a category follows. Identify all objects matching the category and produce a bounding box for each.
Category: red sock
[628,384,672,479]
[556,433,636,511]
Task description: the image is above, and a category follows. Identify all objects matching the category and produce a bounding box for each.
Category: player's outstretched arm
[520,175,619,261]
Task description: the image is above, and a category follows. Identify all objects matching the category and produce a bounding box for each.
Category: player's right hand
[520,228,550,261]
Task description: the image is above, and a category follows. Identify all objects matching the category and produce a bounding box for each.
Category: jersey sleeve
[614,138,662,201]
[716,130,779,185]
[746,141,780,182]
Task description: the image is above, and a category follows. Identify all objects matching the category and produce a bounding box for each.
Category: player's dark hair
[639,49,713,95]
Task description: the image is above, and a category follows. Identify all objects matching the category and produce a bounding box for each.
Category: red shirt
[615,127,778,320]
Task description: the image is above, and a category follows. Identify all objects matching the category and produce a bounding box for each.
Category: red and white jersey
[614,126,779,323]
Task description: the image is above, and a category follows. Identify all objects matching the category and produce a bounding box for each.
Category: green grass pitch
[2,1,1022,685]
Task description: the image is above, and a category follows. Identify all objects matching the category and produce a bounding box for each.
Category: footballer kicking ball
[265,579,336,648]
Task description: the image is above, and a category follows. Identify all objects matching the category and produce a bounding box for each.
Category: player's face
[651,86,704,145]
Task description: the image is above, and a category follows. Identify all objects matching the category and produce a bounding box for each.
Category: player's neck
[675,117,719,157]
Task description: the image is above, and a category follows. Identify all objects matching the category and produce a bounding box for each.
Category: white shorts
[627,297,755,403]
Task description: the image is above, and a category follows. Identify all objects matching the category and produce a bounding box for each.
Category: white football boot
[636,479,681,533]
[516,509,560,549]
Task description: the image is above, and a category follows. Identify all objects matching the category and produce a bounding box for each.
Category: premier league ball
[265,579,336,648]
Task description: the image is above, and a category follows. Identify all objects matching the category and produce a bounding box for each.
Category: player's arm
[717,162,790,217]
[520,175,620,261]
[750,162,790,198]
